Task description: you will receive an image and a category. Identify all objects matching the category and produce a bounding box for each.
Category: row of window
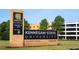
[59,32,79,35]
[30,26,39,28]
[59,36,79,40]
[61,28,79,31]
[62,24,79,27]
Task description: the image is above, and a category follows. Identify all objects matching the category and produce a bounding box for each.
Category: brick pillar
[9,9,24,47]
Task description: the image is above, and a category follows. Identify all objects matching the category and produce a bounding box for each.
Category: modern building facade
[59,22,79,40]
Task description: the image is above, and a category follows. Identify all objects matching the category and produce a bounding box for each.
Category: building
[59,22,79,40]
[30,24,40,30]
[30,24,52,30]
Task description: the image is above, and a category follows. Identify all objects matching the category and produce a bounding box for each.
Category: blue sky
[0,9,79,24]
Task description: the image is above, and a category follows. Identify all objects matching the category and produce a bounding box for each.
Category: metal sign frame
[13,12,23,35]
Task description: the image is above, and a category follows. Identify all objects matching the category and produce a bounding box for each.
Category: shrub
[1,30,9,40]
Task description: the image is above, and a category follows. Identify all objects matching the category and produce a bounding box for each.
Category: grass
[0,40,79,50]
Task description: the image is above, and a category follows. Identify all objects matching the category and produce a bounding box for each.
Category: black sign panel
[13,12,23,35]
[24,30,57,39]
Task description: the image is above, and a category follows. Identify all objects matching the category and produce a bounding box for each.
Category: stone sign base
[24,39,58,46]
[9,35,24,47]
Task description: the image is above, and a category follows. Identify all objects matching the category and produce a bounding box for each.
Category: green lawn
[0,40,79,50]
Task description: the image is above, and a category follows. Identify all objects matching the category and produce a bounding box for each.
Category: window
[30,26,31,28]
[33,26,35,28]
[66,28,76,31]
[37,26,39,28]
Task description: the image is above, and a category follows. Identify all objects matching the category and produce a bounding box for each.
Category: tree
[24,19,30,30]
[0,23,1,39]
[5,20,10,31]
[51,16,64,39]
[40,18,48,30]
[0,22,7,32]
[0,20,9,40]
[0,23,1,35]
[51,16,64,31]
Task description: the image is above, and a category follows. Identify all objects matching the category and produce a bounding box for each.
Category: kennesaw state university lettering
[24,30,57,39]
[25,30,56,35]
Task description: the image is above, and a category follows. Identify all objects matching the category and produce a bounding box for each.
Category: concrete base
[24,39,58,47]
[9,35,24,47]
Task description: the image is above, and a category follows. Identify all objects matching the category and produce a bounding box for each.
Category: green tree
[5,20,10,31]
[0,23,1,39]
[0,20,9,40]
[51,16,64,31]
[40,18,48,30]
[0,22,7,32]
[51,16,64,39]
[24,19,30,30]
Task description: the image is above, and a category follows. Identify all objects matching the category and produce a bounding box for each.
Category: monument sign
[9,9,57,47]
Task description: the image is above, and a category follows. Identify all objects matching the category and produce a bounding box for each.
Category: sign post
[9,9,24,47]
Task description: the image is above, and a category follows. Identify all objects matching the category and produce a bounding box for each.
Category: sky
[0,9,79,24]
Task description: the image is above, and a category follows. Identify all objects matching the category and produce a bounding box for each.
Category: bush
[1,30,9,40]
